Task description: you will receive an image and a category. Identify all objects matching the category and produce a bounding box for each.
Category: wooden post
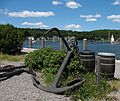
[29,38,32,48]
[83,39,88,50]
[95,56,100,85]
[0,61,1,68]
[60,38,64,50]
[41,38,45,48]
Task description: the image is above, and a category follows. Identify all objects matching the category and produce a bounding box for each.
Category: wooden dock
[21,48,38,53]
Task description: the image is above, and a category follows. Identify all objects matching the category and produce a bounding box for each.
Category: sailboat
[110,35,119,44]
[111,35,114,44]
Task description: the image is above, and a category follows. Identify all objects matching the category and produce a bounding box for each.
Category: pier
[21,48,37,53]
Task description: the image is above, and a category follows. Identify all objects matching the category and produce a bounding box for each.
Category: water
[23,40,120,59]
[23,40,60,49]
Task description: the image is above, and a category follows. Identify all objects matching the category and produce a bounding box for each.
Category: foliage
[58,49,84,87]
[20,27,120,41]
[1,24,120,42]
[20,28,120,41]
[25,48,66,84]
[0,24,25,54]
[25,48,112,100]
[65,73,111,101]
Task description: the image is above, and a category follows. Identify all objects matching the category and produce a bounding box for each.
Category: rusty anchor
[0,28,85,94]
[30,28,85,94]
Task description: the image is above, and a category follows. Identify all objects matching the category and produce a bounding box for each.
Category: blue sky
[0,0,120,31]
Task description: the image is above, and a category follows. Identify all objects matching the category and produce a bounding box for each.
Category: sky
[0,0,120,31]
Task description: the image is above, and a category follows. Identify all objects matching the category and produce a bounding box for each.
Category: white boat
[111,35,115,44]
[110,35,120,44]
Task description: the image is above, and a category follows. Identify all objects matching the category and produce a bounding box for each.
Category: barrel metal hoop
[80,54,95,57]
[100,63,115,66]
[100,72,114,76]
[80,59,95,61]
[100,57,115,61]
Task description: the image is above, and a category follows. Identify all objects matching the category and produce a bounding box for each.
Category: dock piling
[83,39,88,50]
[60,38,64,50]
[41,38,45,48]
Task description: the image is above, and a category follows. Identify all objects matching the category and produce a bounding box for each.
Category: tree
[0,24,25,54]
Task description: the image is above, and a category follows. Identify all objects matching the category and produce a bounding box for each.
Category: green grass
[0,52,26,61]
[108,78,120,93]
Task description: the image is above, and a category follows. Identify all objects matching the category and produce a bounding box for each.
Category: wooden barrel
[98,52,115,78]
[79,50,95,72]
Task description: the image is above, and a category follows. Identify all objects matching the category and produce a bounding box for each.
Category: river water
[23,40,120,59]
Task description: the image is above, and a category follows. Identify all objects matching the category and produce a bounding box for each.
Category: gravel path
[0,61,71,101]
[108,89,120,101]
[0,72,71,101]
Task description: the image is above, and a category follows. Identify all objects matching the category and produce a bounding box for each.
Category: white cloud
[85,18,97,22]
[64,24,81,29]
[66,1,81,9]
[8,10,55,18]
[80,15,93,18]
[0,8,8,15]
[52,1,63,5]
[100,26,104,28]
[107,15,120,23]
[80,14,101,22]
[113,19,120,22]
[112,0,120,5]
[94,14,102,18]
[21,22,48,28]
[107,15,120,19]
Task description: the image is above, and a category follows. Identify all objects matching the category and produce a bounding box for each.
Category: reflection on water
[23,40,120,59]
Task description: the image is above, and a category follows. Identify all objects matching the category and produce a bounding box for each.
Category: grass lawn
[109,79,120,89]
[0,52,26,61]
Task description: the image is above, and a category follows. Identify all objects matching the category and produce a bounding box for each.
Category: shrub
[65,72,111,101]
[0,24,25,54]
[25,48,66,84]
[25,48,111,100]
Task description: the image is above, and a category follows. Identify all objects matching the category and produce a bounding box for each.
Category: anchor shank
[52,50,73,87]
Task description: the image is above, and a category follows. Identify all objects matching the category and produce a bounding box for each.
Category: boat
[111,35,120,44]
[111,35,115,44]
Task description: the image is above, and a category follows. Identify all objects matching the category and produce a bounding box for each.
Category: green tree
[0,24,25,54]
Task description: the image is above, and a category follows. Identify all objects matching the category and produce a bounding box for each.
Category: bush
[0,24,25,54]
[65,72,111,101]
[25,48,66,84]
[25,48,111,100]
